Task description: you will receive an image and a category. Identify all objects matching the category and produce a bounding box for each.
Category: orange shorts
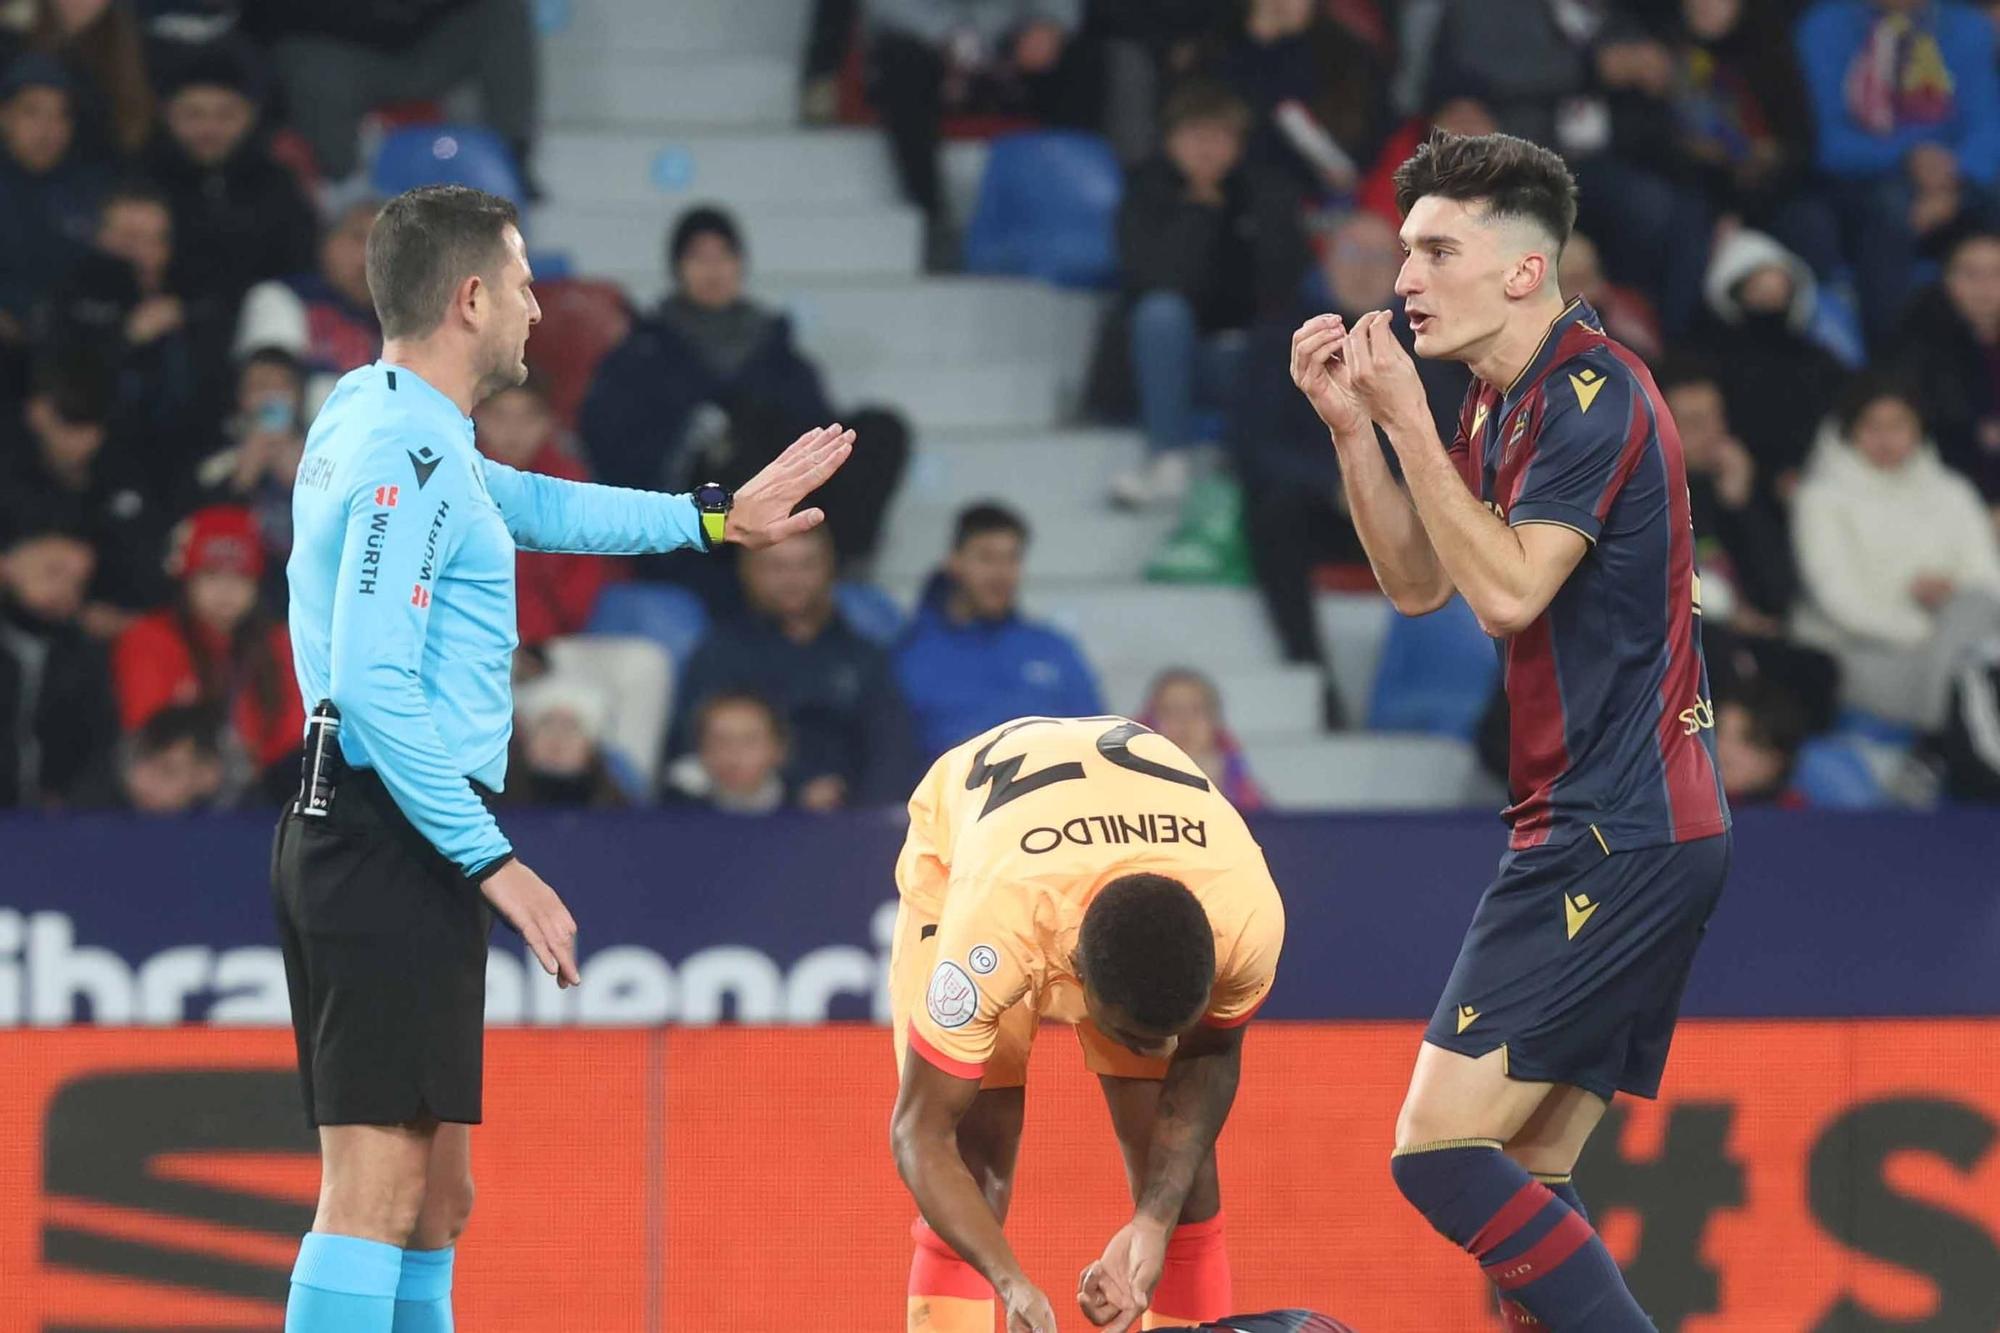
[888,898,1169,1089]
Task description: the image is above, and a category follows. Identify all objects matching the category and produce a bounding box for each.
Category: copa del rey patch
[926,960,979,1029]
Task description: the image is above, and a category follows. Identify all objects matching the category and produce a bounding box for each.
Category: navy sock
[286,1232,400,1333]
[1391,1142,1652,1331]
[392,1246,454,1332]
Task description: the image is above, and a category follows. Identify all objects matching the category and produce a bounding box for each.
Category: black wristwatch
[692,482,732,551]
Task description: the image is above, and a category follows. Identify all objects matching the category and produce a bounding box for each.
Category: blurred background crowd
[4,0,2000,821]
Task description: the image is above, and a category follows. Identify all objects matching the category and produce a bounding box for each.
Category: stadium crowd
[4,0,2000,818]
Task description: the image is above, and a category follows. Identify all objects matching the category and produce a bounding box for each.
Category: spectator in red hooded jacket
[111,503,302,786]
[473,378,622,648]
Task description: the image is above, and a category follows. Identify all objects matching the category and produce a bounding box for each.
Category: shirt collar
[1503,297,1600,402]
[374,360,476,440]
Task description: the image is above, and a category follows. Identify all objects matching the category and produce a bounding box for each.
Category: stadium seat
[1792,736,1889,809]
[1365,595,1499,738]
[585,583,710,670]
[962,131,1122,289]
[523,278,633,428]
[835,581,906,646]
[372,124,526,206]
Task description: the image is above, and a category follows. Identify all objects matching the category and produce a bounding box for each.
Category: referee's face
[480,225,541,395]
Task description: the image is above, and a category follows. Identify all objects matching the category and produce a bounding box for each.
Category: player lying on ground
[888,715,1287,1333]
[1290,131,1730,1330]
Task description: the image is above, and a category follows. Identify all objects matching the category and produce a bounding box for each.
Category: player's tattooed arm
[1087,1023,1246,1330]
[1135,1021,1245,1228]
[891,1052,1052,1328]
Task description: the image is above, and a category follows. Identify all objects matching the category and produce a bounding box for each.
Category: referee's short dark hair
[953,501,1028,550]
[1079,873,1215,1035]
[365,185,520,340]
[1393,130,1578,253]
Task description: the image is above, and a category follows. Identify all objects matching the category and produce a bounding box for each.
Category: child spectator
[661,689,791,814]
[506,673,627,808]
[115,700,225,812]
[111,504,302,788]
[1140,667,1266,812]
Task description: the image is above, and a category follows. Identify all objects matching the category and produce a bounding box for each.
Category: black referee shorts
[271,765,494,1128]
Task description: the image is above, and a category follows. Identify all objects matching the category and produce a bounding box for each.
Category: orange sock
[1142,1212,1231,1329]
[907,1219,992,1333]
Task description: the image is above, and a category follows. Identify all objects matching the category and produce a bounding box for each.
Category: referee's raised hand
[724,422,856,549]
[481,860,581,988]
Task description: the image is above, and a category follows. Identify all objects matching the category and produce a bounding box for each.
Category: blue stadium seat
[835,582,905,647]
[1792,736,1889,809]
[1365,595,1500,738]
[585,583,710,669]
[372,124,525,206]
[962,131,1122,289]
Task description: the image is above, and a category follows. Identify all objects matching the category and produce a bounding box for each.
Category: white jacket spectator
[1793,378,2000,729]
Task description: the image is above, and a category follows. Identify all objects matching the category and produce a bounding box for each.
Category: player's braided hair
[1079,874,1216,1035]
[1392,130,1578,252]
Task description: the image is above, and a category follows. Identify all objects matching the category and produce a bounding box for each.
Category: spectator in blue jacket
[1796,0,2000,340]
[893,502,1102,759]
[581,204,909,582]
[666,525,918,810]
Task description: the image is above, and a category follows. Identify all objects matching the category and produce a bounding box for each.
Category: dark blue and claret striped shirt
[1447,298,1731,852]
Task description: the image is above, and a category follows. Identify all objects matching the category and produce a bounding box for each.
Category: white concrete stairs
[532,0,1486,810]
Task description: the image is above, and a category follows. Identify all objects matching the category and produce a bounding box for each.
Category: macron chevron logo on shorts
[410,584,431,609]
[374,485,399,508]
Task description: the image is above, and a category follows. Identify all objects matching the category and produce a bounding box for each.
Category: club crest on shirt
[1503,410,1531,466]
[927,961,979,1029]
[968,945,999,975]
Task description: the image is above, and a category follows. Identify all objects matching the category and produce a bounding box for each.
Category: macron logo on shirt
[408,446,441,489]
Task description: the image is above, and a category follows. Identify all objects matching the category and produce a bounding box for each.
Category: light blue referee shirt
[288,361,704,875]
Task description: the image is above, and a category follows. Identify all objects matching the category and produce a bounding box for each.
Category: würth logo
[411,584,431,608]
[374,485,399,508]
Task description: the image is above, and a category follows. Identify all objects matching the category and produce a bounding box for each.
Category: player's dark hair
[953,501,1029,550]
[365,185,520,339]
[1834,369,1926,438]
[1161,79,1251,135]
[1393,131,1578,251]
[693,689,790,749]
[1078,874,1215,1034]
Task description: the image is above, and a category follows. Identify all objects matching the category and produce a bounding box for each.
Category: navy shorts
[1423,830,1731,1101]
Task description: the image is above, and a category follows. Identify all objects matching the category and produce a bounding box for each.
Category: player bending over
[1289,131,1730,1329]
[888,716,1286,1333]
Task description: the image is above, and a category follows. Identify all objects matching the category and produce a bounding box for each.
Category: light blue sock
[392,1246,455,1332]
[287,1232,400,1333]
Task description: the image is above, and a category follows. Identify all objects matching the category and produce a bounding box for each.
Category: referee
[273,185,851,1333]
